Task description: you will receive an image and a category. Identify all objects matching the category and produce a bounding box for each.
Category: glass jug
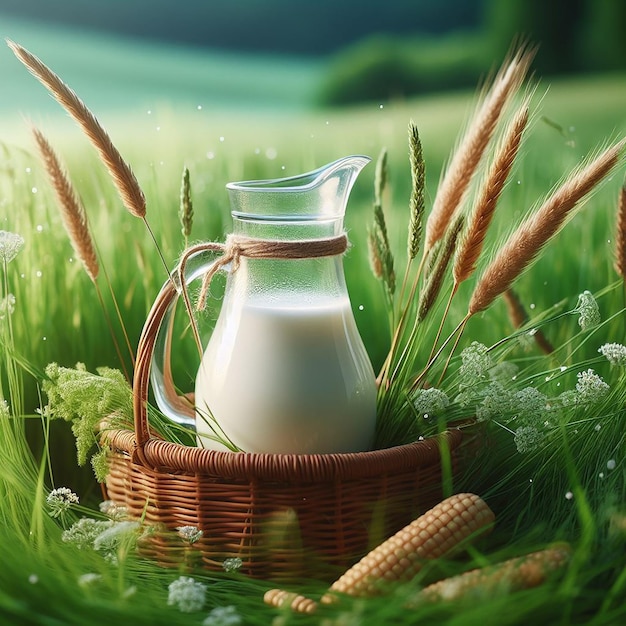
[150,156,377,454]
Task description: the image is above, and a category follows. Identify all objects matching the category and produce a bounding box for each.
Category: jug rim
[225,155,371,193]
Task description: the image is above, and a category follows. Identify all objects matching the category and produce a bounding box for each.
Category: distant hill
[0,0,483,55]
[0,15,325,120]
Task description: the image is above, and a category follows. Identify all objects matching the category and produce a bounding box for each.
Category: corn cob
[263,588,318,614]
[406,543,572,607]
[321,493,494,602]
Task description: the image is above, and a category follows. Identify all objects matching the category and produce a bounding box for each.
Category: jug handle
[148,244,228,429]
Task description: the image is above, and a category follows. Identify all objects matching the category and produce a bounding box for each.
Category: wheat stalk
[453,101,530,287]
[8,39,146,219]
[424,45,534,254]
[407,120,425,261]
[179,166,194,246]
[31,127,99,282]
[615,179,626,280]
[469,138,625,315]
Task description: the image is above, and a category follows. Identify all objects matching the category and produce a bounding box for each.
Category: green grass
[1,61,626,624]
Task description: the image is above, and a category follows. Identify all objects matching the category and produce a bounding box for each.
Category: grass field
[1,21,626,625]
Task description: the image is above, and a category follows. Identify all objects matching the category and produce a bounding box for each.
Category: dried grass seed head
[7,39,147,219]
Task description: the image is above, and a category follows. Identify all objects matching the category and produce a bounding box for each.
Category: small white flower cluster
[222,557,243,573]
[598,343,626,366]
[0,399,9,419]
[475,382,514,422]
[575,290,600,331]
[46,487,79,518]
[412,387,450,419]
[514,425,543,454]
[62,517,113,550]
[459,342,493,381]
[177,525,203,544]
[99,500,128,521]
[93,520,141,563]
[0,230,25,264]
[203,605,242,626]
[575,369,610,405]
[513,386,549,423]
[167,576,207,613]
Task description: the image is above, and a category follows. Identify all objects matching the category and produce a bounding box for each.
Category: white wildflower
[459,342,493,382]
[78,573,101,587]
[46,487,79,518]
[513,387,549,423]
[412,387,449,418]
[222,557,243,573]
[514,426,543,454]
[575,369,610,405]
[99,500,128,521]
[62,517,113,549]
[489,361,519,382]
[475,382,515,422]
[203,606,242,626]
[0,293,16,320]
[167,576,207,613]
[177,526,203,544]
[93,520,140,555]
[575,290,600,331]
[0,230,25,264]
[598,343,626,366]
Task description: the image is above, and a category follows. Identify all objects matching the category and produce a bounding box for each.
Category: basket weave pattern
[103,279,465,581]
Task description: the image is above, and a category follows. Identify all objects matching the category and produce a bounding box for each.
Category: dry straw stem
[406,543,572,607]
[8,39,146,219]
[453,101,530,287]
[424,45,534,253]
[320,493,494,602]
[31,126,99,282]
[614,180,626,279]
[469,138,626,316]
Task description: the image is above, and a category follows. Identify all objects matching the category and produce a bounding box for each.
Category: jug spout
[226,155,371,223]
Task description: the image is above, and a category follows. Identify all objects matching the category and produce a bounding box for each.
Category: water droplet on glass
[358,304,364,311]
[529,303,535,310]
[31,187,38,194]
[36,224,43,232]
[607,459,616,470]
[206,151,215,160]
[156,126,161,132]
[197,105,202,110]
[254,148,261,155]
[25,167,31,173]
[565,491,573,500]
[599,472,605,479]
[147,109,152,115]
[42,336,46,341]
[266,148,277,160]
[517,180,521,185]
[281,165,286,170]
[379,104,384,109]
[36,270,42,278]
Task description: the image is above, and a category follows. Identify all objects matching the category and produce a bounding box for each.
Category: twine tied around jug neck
[175,232,349,355]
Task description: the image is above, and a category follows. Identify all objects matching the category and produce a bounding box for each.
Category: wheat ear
[31,127,99,282]
[469,138,625,316]
[615,179,626,280]
[424,45,534,253]
[453,101,530,287]
[8,40,146,219]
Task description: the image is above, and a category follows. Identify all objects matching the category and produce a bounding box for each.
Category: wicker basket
[102,279,466,582]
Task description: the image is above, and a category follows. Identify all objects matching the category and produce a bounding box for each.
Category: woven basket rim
[104,426,463,482]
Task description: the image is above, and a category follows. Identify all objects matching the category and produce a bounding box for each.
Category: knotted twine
[175,233,349,356]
